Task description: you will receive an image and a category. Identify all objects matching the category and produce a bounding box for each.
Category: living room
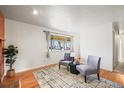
[0,5,124,89]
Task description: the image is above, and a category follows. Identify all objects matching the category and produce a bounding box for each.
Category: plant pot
[7,69,15,78]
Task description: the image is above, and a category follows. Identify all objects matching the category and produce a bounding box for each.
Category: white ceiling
[1,5,124,33]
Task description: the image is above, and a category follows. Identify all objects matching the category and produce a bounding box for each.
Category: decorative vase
[6,69,15,78]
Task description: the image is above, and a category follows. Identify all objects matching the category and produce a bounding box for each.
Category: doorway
[113,22,124,74]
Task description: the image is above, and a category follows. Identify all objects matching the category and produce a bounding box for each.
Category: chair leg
[59,64,61,69]
[84,75,87,83]
[67,65,69,71]
[97,73,100,80]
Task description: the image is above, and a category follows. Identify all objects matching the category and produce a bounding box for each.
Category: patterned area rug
[33,65,124,88]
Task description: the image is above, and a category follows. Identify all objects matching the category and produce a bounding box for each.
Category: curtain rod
[43,30,74,37]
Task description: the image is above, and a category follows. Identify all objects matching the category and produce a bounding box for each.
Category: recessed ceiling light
[33,10,38,15]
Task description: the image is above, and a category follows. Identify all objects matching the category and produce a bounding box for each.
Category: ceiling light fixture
[33,10,38,15]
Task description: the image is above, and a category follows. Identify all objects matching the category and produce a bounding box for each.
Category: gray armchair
[59,53,74,71]
[76,55,101,83]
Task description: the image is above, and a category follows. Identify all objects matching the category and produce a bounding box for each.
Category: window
[49,34,73,51]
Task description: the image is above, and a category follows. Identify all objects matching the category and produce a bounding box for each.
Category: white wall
[79,23,113,71]
[118,34,124,62]
[5,18,114,72]
[5,19,80,73]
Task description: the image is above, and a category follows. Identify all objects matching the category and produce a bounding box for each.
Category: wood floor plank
[1,64,124,88]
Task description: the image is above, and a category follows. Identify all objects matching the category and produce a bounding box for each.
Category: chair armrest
[59,59,66,61]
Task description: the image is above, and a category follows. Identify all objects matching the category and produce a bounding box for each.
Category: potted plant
[4,45,18,77]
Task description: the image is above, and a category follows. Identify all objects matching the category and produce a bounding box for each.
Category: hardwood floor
[1,64,124,88]
[100,69,124,85]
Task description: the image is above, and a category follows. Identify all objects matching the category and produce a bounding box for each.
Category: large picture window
[49,34,73,51]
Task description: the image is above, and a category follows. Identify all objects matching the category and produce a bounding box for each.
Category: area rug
[33,65,124,88]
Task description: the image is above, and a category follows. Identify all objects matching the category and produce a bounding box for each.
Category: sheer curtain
[44,31,50,58]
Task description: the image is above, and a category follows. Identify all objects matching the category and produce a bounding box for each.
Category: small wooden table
[70,63,80,74]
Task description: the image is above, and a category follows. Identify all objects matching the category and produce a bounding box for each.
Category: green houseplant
[4,45,18,77]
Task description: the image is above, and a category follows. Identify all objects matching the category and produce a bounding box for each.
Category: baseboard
[16,63,58,74]
[15,65,42,73]
[41,63,58,68]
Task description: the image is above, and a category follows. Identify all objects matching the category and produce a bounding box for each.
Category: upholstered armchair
[76,55,101,83]
[59,53,74,71]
